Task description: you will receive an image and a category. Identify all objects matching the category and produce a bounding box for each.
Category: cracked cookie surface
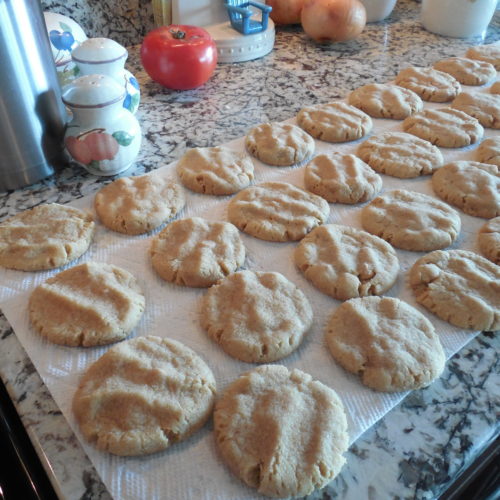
[228,181,329,242]
[150,217,245,287]
[201,270,313,363]
[326,297,446,392]
[402,107,483,148]
[395,66,461,102]
[0,203,94,271]
[297,101,373,142]
[361,189,461,251]
[433,57,496,86]
[304,152,382,203]
[478,216,500,265]
[357,131,443,178]
[95,173,185,235]
[177,146,254,195]
[432,161,500,218]
[29,262,145,346]
[477,137,500,167]
[73,335,216,456]
[214,364,348,498]
[245,122,314,166]
[348,83,423,119]
[294,224,399,301]
[409,249,500,330]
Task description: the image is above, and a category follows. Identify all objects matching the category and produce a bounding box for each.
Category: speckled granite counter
[1,1,499,498]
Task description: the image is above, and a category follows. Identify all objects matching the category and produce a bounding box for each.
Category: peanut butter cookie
[326,297,445,392]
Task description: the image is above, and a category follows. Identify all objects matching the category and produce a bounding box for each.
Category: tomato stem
[170,29,186,39]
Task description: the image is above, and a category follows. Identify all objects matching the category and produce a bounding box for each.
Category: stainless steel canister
[0,0,68,192]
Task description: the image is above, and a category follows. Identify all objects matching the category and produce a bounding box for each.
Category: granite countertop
[1,1,499,498]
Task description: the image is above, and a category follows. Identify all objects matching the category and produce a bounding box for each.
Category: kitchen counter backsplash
[41,0,154,47]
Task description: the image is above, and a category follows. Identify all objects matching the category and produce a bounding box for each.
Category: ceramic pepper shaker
[44,11,88,87]
[71,37,140,114]
[62,74,141,176]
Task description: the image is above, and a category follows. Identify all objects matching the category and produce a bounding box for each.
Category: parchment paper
[0,81,497,499]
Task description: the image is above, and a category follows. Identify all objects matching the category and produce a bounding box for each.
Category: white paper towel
[0,83,496,499]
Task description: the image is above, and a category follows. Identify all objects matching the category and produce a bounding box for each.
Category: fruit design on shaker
[65,128,135,170]
[123,75,140,113]
[49,22,77,64]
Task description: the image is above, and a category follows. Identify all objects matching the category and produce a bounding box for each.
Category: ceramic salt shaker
[71,37,140,114]
[62,74,141,176]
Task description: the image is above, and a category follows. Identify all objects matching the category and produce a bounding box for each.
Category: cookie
[294,224,399,301]
[245,122,314,166]
[451,92,500,129]
[348,83,423,119]
[214,364,348,498]
[150,217,245,287]
[356,131,443,178]
[304,153,382,204]
[326,297,445,392]
[477,137,500,167]
[361,189,461,251]
[297,101,373,142]
[432,161,500,219]
[228,181,330,242]
[176,146,254,195]
[490,81,500,94]
[395,66,461,102]
[478,216,500,265]
[433,57,496,86]
[409,249,500,330]
[466,44,500,70]
[72,336,216,456]
[29,262,145,347]
[402,107,483,148]
[0,203,94,271]
[94,174,185,235]
[200,271,313,363]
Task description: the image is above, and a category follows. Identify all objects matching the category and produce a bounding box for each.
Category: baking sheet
[0,79,498,499]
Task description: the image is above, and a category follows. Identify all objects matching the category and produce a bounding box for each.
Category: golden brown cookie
[395,66,461,102]
[214,364,348,498]
[304,152,382,203]
[176,146,254,195]
[150,217,245,287]
[402,107,483,148]
[476,137,500,167]
[348,83,423,119]
[294,224,399,301]
[433,57,496,86]
[326,297,445,392]
[361,189,461,251]
[466,43,500,70]
[490,81,500,94]
[200,271,313,363]
[478,216,500,265]
[451,92,500,129]
[432,161,500,218]
[0,203,94,271]
[29,262,145,346]
[409,249,500,330]
[356,131,443,178]
[297,101,373,142]
[73,336,216,456]
[245,122,315,166]
[228,182,330,242]
[94,173,185,235]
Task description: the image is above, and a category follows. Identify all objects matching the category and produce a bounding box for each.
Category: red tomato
[140,25,217,90]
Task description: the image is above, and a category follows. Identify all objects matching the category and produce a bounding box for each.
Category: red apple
[65,136,92,164]
[84,132,119,161]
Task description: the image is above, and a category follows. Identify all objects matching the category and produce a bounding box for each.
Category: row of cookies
[2,43,500,500]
